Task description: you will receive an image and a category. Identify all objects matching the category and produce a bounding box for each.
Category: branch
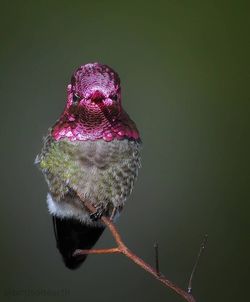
[154,242,160,276]
[188,234,208,294]
[74,196,198,302]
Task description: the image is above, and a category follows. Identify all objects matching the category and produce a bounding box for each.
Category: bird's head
[66,63,121,116]
[52,63,139,141]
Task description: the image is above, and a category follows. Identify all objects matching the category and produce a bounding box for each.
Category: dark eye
[111,94,118,101]
[73,93,80,104]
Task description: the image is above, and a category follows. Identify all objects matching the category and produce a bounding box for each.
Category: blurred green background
[0,1,249,301]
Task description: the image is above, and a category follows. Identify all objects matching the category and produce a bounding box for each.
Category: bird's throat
[52,107,140,142]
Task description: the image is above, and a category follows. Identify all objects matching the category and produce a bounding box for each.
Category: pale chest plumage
[36,135,141,225]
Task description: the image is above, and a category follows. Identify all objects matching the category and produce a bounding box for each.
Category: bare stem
[154,242,160,276]
[74,247,120,255]
[76,195,197,302]
[188,234,208,294]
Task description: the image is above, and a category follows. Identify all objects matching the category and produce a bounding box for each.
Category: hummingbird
[35,63,141,269]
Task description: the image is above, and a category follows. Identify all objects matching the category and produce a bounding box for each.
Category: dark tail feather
[52,216,105,270]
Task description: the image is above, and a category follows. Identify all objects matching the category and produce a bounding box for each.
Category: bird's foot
[90,205,106,221]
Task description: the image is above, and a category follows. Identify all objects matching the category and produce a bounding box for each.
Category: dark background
[0,1,249,301]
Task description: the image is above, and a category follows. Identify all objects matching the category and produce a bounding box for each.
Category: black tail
[52,216,105,270]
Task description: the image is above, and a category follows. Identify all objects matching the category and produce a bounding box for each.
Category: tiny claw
[73,249,82,257]
[90,208,105,221]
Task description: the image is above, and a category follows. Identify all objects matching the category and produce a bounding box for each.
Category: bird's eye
[73,93,80,104]
[111,94,118,101]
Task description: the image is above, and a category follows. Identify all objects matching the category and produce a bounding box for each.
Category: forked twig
[74,195,199,302]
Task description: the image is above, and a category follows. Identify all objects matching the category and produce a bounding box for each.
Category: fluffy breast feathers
[36,135,141,224]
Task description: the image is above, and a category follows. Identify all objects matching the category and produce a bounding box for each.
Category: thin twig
[154,242,160,276]
[188,234,208,294]
[76,194,197,302]
[74,247,120,255]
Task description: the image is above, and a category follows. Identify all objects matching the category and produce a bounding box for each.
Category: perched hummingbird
[35,63,141,269]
